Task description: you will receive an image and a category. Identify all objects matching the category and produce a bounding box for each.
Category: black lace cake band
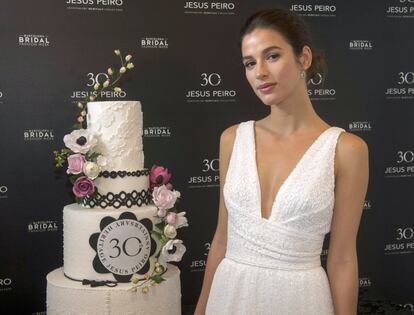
[83,188,152,209]
[98,169,150,179]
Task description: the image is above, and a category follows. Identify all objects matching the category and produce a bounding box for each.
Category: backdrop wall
[0,1,413,314]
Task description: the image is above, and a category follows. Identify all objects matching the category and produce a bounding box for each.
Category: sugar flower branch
[74,49,134,129]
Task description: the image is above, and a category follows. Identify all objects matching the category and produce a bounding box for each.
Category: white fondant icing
[87,101,144,171]
[63,203,165,282]
[93,173,149,196]
[47,265,181,315]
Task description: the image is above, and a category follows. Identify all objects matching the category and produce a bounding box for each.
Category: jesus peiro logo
[384,226,414,255]
[18,34,50,47]
[385,0,414,18]
[0,185,7,199]
[385,71,414,100]
[0,278,12,292]
[384,150,414,178]
[70,72,127,101]
[89,212,156,282]
[289,4,337,17]
[66,0,124,12]
[190,242,210,272]
[188,158,219,188]
[186,73,237,103]
[307,73,336,101]
[183,1,236,15]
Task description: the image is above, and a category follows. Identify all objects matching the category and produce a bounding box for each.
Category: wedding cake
[46,101,182,315]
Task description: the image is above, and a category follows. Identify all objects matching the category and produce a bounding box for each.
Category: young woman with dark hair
[195,7,368,315]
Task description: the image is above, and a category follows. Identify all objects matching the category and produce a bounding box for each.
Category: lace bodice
[223,120,345,270]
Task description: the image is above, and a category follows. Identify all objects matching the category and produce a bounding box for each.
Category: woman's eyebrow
[242,45,282,61]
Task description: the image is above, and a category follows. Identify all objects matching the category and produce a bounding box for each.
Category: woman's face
[241,27,307,106]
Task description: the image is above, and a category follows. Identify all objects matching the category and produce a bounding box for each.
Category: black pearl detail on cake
[76,136,87,145]
[83,188,152,209]
[98,169,150,179]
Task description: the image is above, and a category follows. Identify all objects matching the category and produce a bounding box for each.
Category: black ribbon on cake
[81,279,117,288]
[64,273,118,287]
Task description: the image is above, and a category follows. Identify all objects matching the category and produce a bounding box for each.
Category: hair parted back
[239,7,328,83]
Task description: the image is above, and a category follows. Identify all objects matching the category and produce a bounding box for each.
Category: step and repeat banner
[0,0,413,314]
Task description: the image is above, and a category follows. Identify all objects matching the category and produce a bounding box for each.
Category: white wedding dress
[205,120,345,315]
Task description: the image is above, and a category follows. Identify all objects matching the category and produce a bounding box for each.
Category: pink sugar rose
[73,176,95,197]
[150,165,172,186]
[66,154,86,175]
[152,185,177,211]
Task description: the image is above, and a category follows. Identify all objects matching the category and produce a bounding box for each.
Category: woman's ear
[300,45,312,71]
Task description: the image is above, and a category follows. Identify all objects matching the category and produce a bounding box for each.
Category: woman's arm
[194,124,238,315]
[327,132,369,315]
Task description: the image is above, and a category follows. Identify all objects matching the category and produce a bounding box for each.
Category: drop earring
[300,70,306,79]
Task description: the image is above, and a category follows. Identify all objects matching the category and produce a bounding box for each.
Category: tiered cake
[46,101,181,315]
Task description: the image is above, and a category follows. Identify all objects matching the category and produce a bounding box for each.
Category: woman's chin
[260,97,277,106]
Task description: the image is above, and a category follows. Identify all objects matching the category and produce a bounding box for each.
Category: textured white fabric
[47,265,181,315]
[206,120,345,315]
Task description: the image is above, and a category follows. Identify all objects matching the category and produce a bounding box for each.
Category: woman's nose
[255,60,268,79]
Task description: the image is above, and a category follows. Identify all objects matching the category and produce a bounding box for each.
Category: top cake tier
[87,101,144,171]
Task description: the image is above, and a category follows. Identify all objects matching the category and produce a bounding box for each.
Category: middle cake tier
[63,203,166,283]
[83,168,152,209]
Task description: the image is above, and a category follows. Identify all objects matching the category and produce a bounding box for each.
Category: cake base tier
[46,265,181,315]
[64,203,165,282]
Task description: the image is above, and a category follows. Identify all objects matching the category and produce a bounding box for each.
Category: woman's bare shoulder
[220,123,240,145]
[337,130,368,153]
[336,130,369,174]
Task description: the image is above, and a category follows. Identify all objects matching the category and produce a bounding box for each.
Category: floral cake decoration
[129,165,188,293]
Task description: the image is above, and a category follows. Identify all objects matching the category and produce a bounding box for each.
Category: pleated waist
[225,251,321,270]
[226,214,325,270]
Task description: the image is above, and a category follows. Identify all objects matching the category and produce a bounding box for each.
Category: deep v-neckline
[251,120,333,221]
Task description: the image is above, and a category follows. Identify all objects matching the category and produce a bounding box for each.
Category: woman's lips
[258,83,276,93]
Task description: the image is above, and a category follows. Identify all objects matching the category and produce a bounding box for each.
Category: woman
[194,7,369,315]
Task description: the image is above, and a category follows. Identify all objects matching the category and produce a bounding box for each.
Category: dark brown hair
[239,8,328,83]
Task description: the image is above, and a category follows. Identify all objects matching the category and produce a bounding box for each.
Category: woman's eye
[244,62,255,68]
[268,54,280,60]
